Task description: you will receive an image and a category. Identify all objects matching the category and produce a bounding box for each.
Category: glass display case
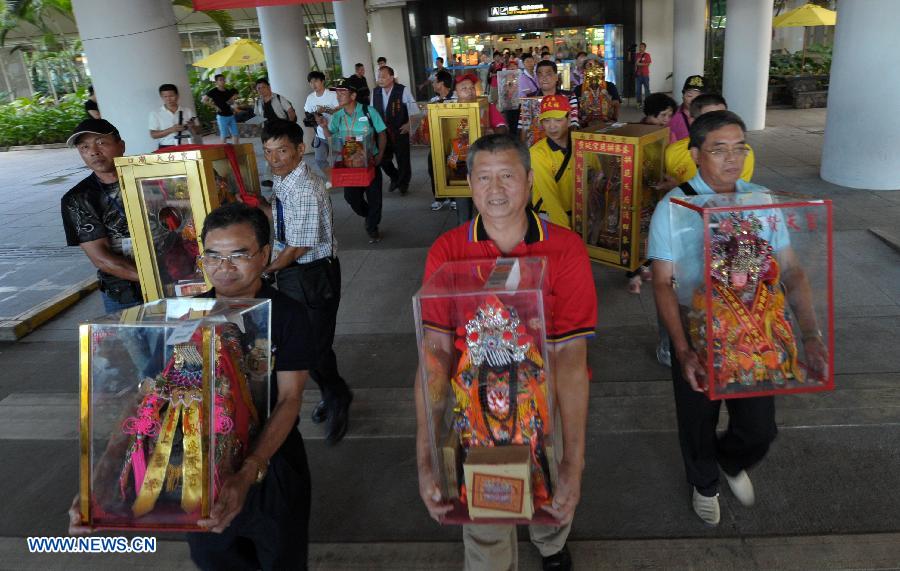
[427,98,490,199]
[557,62,571,90]
[496,69,521,112]
[572,124,668,270]
[518,96,545,147]
[78,298,272,531]
[669,192,834,400]
[413,258,560,524]
[115,144,261,302]
[410,102,431,146]
[330,132,376,187]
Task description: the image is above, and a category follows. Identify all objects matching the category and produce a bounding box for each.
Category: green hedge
[0,90,87,147]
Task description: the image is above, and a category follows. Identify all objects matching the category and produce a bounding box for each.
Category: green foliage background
[0,88,85,146]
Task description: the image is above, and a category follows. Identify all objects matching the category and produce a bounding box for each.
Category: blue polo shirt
[648,173,790,301]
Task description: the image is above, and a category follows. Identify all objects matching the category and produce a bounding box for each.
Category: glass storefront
[438,25,623,86]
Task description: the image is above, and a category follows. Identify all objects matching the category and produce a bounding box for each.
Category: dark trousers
[503,108,520,137]
[344,168,383,233]
[670,347,778,496]
[427,152,436,198]
[275,258,349,403]
[187,432,311,570]
[379,131,411,188]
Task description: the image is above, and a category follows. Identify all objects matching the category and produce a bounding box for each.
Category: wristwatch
[243,456,268,484]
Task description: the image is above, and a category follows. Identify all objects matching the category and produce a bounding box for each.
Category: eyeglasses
[199,249,262,268]
[703,146,751,160]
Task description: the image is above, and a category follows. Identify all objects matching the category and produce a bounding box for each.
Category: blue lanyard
[275,195,286,243]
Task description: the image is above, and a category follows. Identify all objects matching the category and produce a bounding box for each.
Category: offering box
[572,124,668,270]
[413,257,560,524]
[669,192,834,399]
[79,298,271,530]
[518,96,545,147]
[427,98,490,198]
[330,133,376,187]
[496,69,521,112]
[115,144,261,302]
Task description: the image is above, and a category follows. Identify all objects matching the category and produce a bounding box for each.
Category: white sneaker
[450,200,457,211]
[724,470,755,507]
[431,199,449,211]
[692,488,720,526]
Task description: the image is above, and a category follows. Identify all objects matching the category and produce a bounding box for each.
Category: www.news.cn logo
[27,536,157,554]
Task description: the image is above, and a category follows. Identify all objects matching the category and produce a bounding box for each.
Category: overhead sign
[489,4,550,19]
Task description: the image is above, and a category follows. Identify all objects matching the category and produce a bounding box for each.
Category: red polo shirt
[423,208,597,343]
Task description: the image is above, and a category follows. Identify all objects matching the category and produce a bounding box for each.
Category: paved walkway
[0,107,899,569]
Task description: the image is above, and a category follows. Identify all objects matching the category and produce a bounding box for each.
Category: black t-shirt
[262,99,277,122]
[61,173,140,298]
[199,284,313,467]
[206,87,238,116]
[84,99,99,117]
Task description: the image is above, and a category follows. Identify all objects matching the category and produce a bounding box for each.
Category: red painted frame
[670,194,835,400]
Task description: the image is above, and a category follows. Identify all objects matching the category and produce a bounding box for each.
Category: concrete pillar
[673,0,705,104]
[71,0,191,154]
[822,0,900,190]
[333,0,375,86]
[257,5,313,143]
[641,0,674,94]
[722,0,772,131]
[369,7,412,93]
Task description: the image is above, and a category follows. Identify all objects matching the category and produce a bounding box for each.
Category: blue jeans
[313,136,330,178]
[101,292,142,314]
[635,75,650,105]
[216,114,239,140]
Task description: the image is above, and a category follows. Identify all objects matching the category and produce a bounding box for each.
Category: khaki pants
[462,521,571,571]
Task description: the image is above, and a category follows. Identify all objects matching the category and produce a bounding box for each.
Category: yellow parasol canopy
[192,39,266,68]
[772,3,836,28]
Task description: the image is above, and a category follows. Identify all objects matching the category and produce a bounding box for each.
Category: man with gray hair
[414,134,596,571]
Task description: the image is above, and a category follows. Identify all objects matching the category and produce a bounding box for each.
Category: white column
[722,0,772,131]
[641,0,674,94]
[71,0,191,154]
[369,7,412,92]
[673,0,706,104]
[333,0,375,86]
[821,0,900,190]
[257,5,313,143]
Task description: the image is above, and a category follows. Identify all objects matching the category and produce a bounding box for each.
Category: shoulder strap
[679,181,697,196]
[554,142,573,183]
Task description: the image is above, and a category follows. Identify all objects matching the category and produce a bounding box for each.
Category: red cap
[539,94,571,120]
[455,73,480,85]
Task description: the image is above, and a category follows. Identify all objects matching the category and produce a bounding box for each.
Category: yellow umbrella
[772,3,836,27]
[773,3,837,69]
[193,39,265,69]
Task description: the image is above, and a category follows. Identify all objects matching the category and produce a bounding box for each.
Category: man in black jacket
[372,66,421,195]
[60,118,142,312]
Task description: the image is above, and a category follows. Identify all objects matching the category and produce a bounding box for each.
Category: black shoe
[542,545,572,571]
[388,178,399,192]
[326,390,353,445]
[261,179,273,188]
[311,399,328,424]
[367,229,381,244]
[399,186,408,195]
